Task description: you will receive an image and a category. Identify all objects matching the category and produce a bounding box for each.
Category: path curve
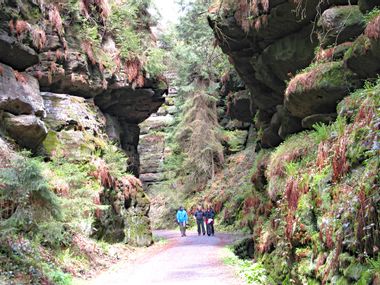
[87,230,244,285]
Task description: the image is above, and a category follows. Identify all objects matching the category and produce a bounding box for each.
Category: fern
[0,152,61,233]
[312,122,331,143]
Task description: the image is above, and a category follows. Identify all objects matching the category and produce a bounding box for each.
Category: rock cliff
[0,0,167,252]
[208,0,379,147]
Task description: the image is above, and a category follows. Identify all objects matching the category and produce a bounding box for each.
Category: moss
[43,131,60,154]
[335,275,350,285]
[222,129,248,153]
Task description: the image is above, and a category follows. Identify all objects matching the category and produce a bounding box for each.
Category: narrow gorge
[0,0,379,284]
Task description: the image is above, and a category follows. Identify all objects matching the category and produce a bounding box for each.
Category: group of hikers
[176,205,215,237]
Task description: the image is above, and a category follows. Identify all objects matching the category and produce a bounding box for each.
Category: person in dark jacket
[204,206,215,236]
[193,205,205,236]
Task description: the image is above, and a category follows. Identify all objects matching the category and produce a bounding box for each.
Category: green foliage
[46,158,100,236]
[145,47,167,76]
[222,130,248,153]
[0,152,61,234]
[175,92,224,187]
[312,122,331,143]
[332,116,347,137]
[223,247,275,284]
[47,269,73,285]
[101,143,129,178]
[108,1,143,58]
[162,0,230,85]
[364,8,380,23]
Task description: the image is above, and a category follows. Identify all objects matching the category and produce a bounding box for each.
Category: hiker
[193,205,206,236]
[205,206,215,236]
[176,206,188,237]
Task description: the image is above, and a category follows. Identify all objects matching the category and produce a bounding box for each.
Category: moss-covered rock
[344,15,380,78]
[318,5,365,47]
[2,113,47,150]
[285,61,361,118]
[222,129,248,153]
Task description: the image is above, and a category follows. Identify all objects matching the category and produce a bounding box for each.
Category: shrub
[0,152,61,234]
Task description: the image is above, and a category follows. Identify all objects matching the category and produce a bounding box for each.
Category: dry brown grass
[316,141,330,170]
[332,134,349,183]
[176,90,224,189]
[31,27,47,50]
[365,15,380,40]
[81,40,97,65]
[285,68,319,97]
[14,70,28,84]
[48,5,64,36]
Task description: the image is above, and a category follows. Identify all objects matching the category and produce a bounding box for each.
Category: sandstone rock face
[40,93,153,246]
[41,92,106,159]
[94,175,152,246]
[3,113,47,149]
[0,0,167,171]
[0,32,39,70]
[318,5,365,47]
[227,90,255,123]
[139,133,166,182]
[302,113,337,129]
[0,63,45,116]
[42,92,106,132]
[209,1,374,147]
[0,0,164,248]
[285,61,361,118]
[138,86,176,187]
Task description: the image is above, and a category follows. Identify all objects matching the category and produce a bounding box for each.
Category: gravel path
[86,230,244,285]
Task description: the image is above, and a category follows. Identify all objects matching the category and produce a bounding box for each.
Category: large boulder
[318,5,365,47]
[344,16,380,78]
[2,113,47,149]
[41,92,105,132]
[0,32,39,70]
[0,63,44,116]
[95,86,166,124]
[276,106,303,139]
[41,92,106,159]
[284,61,361,118]
[302,113,337,128]
[227,90,256,122]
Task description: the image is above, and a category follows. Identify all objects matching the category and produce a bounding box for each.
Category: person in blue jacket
[176,206,188,237]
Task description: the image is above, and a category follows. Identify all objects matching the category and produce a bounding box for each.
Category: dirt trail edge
[81,230,245,285]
